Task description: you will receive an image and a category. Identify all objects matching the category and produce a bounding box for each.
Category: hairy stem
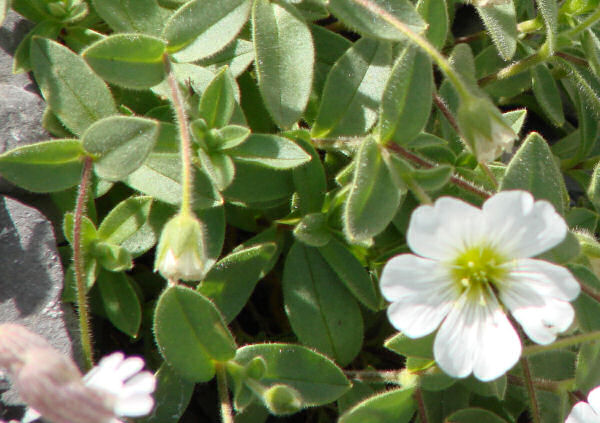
[344,369,404,385]
[565,7,600,39]
[164,54,194,215]
[521,357,541,423]
[415,388,429,423]
[524,331,600,356]
[73,156,94,370]
[507,375,575,393]
[216,363,234,423]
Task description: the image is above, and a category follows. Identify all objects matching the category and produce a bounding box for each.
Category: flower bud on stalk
[456,95,517,163]
[154,212,209,281]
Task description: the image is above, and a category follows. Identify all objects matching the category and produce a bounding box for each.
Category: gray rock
[0,196,78,407]
[0,11,50,194]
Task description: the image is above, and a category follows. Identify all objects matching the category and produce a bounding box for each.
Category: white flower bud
[457,95,517,163]
[154,212,209,281]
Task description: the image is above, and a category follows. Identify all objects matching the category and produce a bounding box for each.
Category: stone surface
[0,196,78,408]
[0,11,50,194]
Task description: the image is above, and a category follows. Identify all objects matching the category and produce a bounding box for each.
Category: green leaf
[570,264,600,332]
[294,213,332,247]
[500,132,566,215]
[0,139,84,192]
[97,270,141,337]
[82,34,166,89]
[154,285,237,382]
[92,0,170,36]
[223,161,295,206]
[97,196,153,245]
[575,342,600,394]
[197,150,236,191]
[446,408,508,423]
[338,388,416,423]
[197,39,255,78]
[476,2,518,61]
[252,0,314,128]
[538,231,581,264]
[283,242,363,366]
[536,0,558,54]
[531,64,564,126]
[556,58,600,118]
[318,237,379,311]
[83,116,159,181]
[124,154,223,209]
[163,0,251,62]
[345,137,402,241]
[138,363,195,423]
[13,20,61,74]
[92,241,133,272]
[234,343,351,406]
[227,134,311,169]
[328,0,426,42]
[588,161,600,212]
[379,45,432,145]
[385,332,434,359]
[30,37,118,136]
[460,376,507,400]
[412,165,453,191]
[416,0,448,49]
[312,38,392,138]
[290,130,327,214]
[583,29,600,77]
[198,243,278,323]
[200,67,237,129]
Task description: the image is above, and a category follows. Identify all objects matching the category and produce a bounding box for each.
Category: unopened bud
[154,212,209,281]
[262,384,302,416]
[457,95,517,163]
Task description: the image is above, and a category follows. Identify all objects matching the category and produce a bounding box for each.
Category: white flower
[83,352,156,421]
[566,386,600,423]
[380,190,580,381]
[23,352,156,423]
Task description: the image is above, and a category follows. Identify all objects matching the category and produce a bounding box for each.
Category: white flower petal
[503,258,580,302]
[566,402,600,423]
[22,408,41,423]
[482,191,567,258]
[114,394,155,417]
[434,291,521,381]
[122,372,156,397]
[511,297,574,345]
[115,356,145,382]
[590,386,600,415]
[407,197,484,260]
[381,255,457,338]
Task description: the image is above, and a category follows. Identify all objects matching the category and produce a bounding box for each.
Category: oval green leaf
[198,243,277,323]
[0,139,84,192]
[97,196,153,245]
[97,270,141,337]
[30,37,118,136]
[83,116,160,181]
[283,242,363,366]
[344,136,402,241]
[328,0,426,42]
[163,0,251,62]
[379,45,432,145]
[446,408,507,423]
[476,2,518,61]
[92,0,171,36]
[312,38,392,138]
[154,285,237,382]
[82,34,167,89]
[234,343,351,406]
[252,0,314,128]
[339,388,416,423]
[228,134,311,169]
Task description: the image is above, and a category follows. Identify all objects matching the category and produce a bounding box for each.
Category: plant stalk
[216,363,234,423]
[73,156,94,370]
[523,330,600,356]
[521,357,541,423]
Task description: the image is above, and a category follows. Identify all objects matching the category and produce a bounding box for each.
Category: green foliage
[5,0,600,422]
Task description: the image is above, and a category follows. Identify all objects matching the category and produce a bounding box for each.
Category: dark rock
[0,11,49,194]
[0,196,78,407]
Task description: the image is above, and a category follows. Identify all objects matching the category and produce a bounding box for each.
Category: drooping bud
[262,384,303,416]
[154,212,209,281]
[456,95,517,163]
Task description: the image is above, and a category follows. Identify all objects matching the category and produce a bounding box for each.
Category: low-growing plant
[2,0,600,422]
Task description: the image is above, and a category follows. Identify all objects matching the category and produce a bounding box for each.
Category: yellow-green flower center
[451,245,508,300]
